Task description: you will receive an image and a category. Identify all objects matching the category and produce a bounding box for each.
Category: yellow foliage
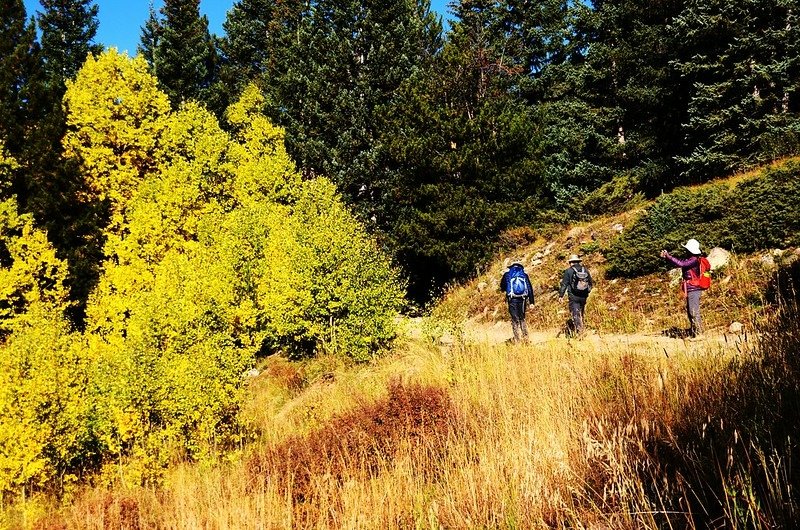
[0,307,91,496]
[0,199,70,336]
[226,84,302,205]
[63,49,171,215]
[0,53,405,493]
[0,142,18,194]
[0,198,89,498]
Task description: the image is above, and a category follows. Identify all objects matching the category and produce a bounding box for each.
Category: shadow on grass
[582,260,800,528]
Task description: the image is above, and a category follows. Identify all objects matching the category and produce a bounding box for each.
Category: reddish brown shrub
[32,518,67,530]
[31,492,141,530]
[248,380,460,502]
[264,357,305,391]
[498,226,538,250]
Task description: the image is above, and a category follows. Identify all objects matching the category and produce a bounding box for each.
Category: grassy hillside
[435,159,800,340]
[19,300,800,528]
[8,162,800,529]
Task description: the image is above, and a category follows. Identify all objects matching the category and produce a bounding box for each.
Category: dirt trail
[458,318,749,355]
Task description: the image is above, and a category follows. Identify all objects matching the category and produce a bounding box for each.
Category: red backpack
[687,257,712,290]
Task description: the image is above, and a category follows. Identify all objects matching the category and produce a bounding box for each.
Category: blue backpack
[507,267,529,298]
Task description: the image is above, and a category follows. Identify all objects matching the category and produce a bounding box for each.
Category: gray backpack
[571,266,590,296]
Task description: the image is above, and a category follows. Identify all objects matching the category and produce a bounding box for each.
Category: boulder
[706,247,730,270]
[728,321,744,334]
[612,223,624,233]
[439,333,455,346]
[566,227,584,241]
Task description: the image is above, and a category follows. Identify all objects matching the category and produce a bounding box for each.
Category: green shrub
[569,172,646,219]
[604,161,800,277]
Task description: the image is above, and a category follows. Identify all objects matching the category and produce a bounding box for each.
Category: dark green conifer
[0,0,44,164]
[37,0,102,86]
[28,0,105,326]
[138,3,161,67]
[377,3,543,302]
[673,0,800,180]
[147,0,218,107]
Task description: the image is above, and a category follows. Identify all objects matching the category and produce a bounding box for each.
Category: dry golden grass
[17,320,788,529]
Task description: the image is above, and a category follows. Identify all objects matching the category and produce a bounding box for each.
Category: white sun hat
[567,254,582,263]
[683,239,702,255]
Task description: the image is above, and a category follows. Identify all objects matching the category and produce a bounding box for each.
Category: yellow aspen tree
[62,49,170,221]
[55,54,405,484]
[0,168,92,497]
[0,199,70,335]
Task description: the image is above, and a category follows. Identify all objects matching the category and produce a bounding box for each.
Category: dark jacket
[559,264,593,300]
[500,264,534,304]
[663,253,703,292]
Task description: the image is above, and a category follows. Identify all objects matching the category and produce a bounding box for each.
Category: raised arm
[663,252,699,268]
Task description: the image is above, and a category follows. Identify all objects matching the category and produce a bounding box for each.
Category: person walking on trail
[661,238,710,337]
[559,254,593,336]
[500,260,534,343]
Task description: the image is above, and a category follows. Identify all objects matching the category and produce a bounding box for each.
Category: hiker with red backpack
[660,239,711,337]
[559,254,593,336]
[500,260,535,343]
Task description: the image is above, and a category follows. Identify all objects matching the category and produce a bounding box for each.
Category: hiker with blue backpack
[559,254,593,336]
[660,238,711,337]
[500,260,535,343]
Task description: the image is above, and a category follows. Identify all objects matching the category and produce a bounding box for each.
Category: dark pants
[569,297,587,334]
[686,289,702,335]
[508,298,529,342]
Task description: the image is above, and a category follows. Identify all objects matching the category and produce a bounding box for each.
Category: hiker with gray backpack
[559,254,593,336]
[500,260,535,343]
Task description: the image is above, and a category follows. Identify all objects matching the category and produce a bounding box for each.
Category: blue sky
[22,0,452,56]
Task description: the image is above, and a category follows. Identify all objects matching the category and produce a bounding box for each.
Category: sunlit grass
[10,226,800,529]
[18,315,796,529]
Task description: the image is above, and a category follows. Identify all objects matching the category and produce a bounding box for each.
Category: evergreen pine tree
[148,0,219,107]
[221,0,442,213]
[27,0,105,326]
[535,0,690,201]
[673,0,800,180]
[377,2,543,302]
[37,0,102,87]
[138,3,161,67]
[0,0,44,164]
[218,0,308,97]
